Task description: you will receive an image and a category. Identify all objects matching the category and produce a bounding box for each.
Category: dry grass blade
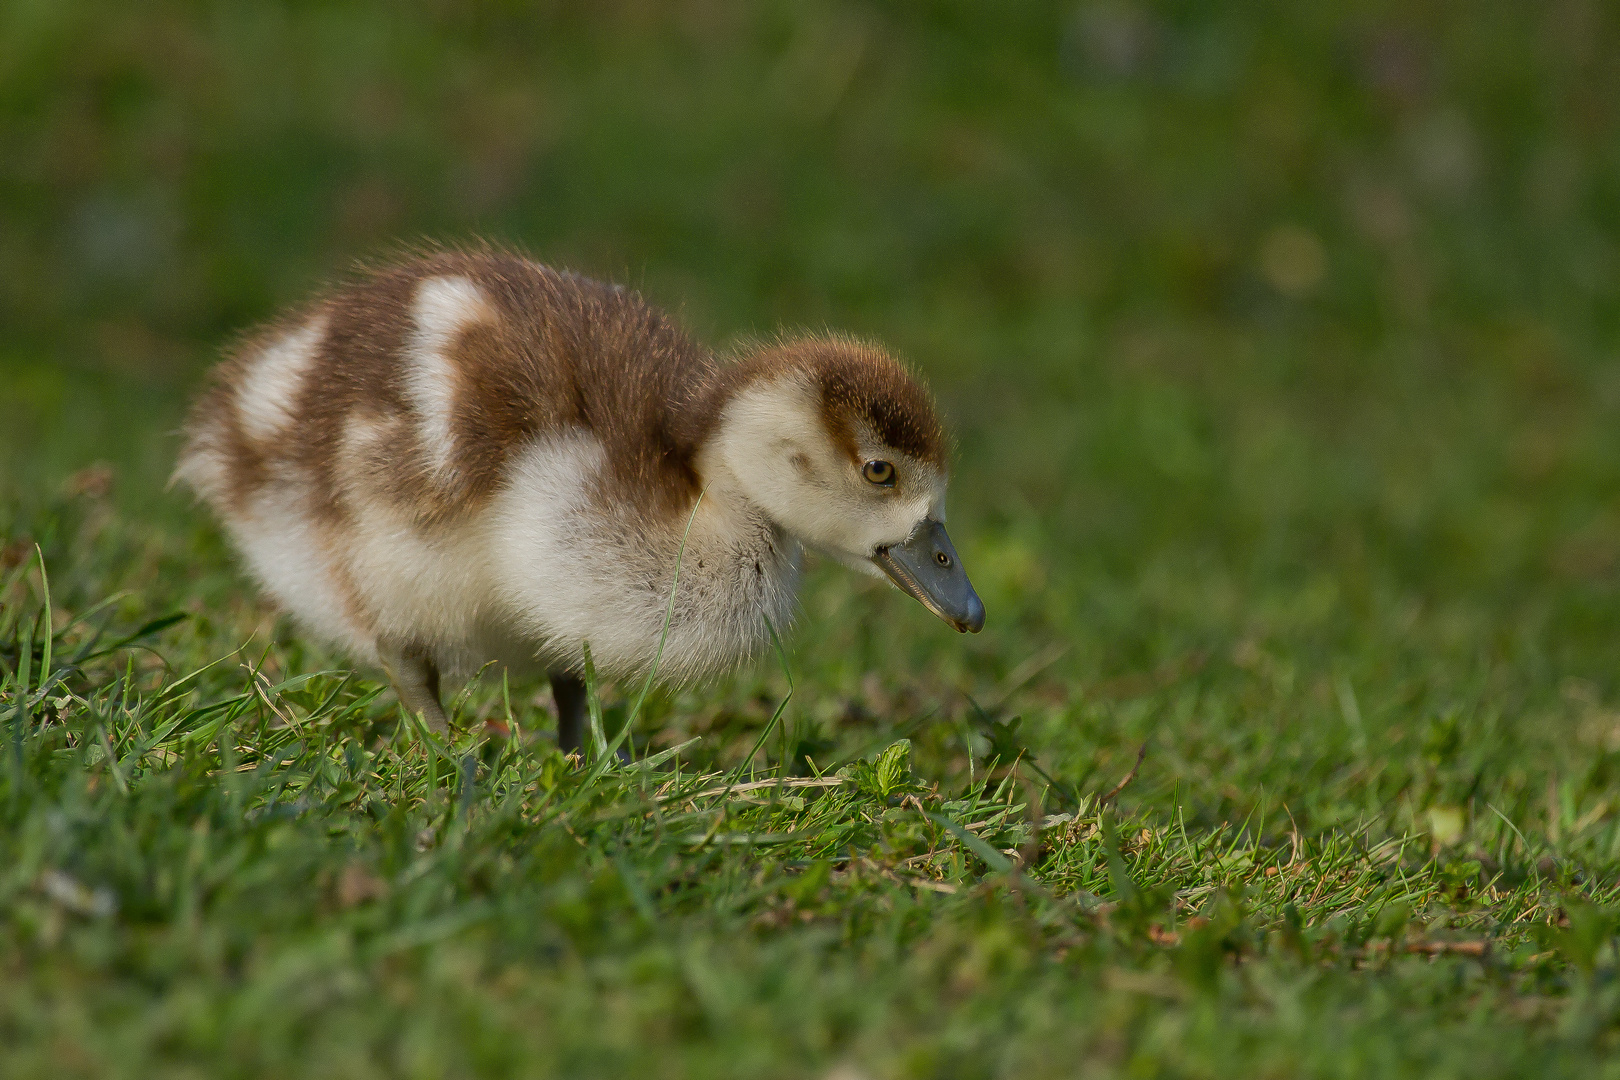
[1096,742,1148,808]
[684,776,849,801]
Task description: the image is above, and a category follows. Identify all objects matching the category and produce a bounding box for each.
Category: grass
[6,542,1620,1080]
[6,1,1620,1076]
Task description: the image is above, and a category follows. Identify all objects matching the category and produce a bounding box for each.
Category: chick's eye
[862,460,896,486]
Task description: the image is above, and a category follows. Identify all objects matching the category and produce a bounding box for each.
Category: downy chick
[175,249,984,750]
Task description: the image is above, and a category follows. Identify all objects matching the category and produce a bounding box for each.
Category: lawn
[5,2,1620,1077]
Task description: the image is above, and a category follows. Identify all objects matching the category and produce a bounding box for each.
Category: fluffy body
[175,249,950,693]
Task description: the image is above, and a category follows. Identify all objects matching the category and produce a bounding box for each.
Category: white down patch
[236,317,327,443]
[328,411,504,675]
[405,275,495,477]
[487,432,801,683]
[221,480,379,666]
[171,431,230,506]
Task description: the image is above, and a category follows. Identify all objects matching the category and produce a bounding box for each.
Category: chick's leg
[549,670,587,754]
[549,671,630,763]
[379,640,449,734]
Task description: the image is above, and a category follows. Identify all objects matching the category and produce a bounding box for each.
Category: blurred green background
[6,7,1617,513]
[7,2,1620,1073]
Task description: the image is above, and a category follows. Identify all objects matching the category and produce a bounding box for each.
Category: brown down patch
[180,247,950,534]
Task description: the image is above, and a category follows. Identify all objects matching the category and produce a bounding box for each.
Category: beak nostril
[874,519,980,634]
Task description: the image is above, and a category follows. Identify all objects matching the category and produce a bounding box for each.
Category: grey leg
[550,669,587,754]
[379,640,449,734]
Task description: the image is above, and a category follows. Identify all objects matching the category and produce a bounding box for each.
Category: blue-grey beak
[871,519,985,634]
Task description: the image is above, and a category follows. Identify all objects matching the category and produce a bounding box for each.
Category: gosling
[175,249,984,751]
